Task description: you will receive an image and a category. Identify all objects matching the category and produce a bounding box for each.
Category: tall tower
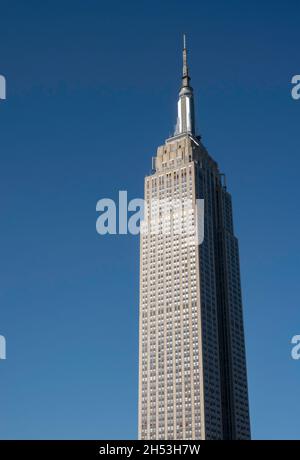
[138,36,251,440]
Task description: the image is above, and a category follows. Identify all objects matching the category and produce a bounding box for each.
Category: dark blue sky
[0,0,299,439]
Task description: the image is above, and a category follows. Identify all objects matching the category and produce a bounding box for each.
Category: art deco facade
[138,38,251,440]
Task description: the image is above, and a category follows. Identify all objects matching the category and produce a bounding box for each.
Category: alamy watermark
[0,74,6,360]
[0,74,7,359]
[291,75,300,100]
[0,74,6,100]
[96,191,204,245]
[291,335,300,360]
[0,335,6,360]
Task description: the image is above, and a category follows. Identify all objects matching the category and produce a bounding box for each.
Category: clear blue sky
[0,0,299,440]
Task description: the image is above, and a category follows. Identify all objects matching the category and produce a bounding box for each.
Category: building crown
[174,34,196,137]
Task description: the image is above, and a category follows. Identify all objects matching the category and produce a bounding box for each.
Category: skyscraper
[138,36,251,440]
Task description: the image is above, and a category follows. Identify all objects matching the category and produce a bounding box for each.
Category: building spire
[182,34,190,87]
[174,34,195,136]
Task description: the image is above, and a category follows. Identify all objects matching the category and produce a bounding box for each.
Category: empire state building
[138,37,251,440]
